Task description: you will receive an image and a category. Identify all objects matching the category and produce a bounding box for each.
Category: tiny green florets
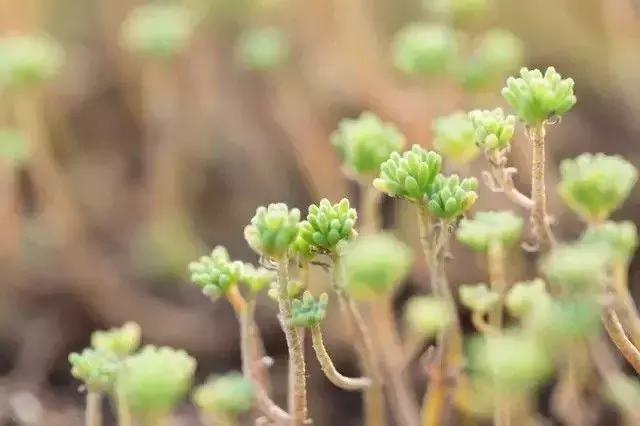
[426,174,478,219]
[342,233,413,300]
[456,210,523,251]
[468,108,516,152]
[193,373,254,415]
[559,153,637,222]
[294,198,357,257]
[459,283,500,313]
[244,203,301,259]
[0,35,64,89]
[188,246,244,298]
[392,23,458,76]
[505,279,551,319]
[432,112,479,164]
[502,67,576,125]
[289,291,329,327]
[240,263,276,293]
[120,3,197,59]
[403,296,452,338]
[543,243,611,292]
[373,145,442,202]
[69,348,119,392]
[91,322,142,358]
[580,221,638,262]
[331,112,406,177]
[236,27,289,71]
[117,345,196,416]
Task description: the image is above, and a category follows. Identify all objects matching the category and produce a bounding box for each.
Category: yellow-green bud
[240,263,276,293]
[0,35,64,89]
[468,108,516,152]
[295,198,357,257]
[426,174,478,219]
[91,322,142,358]
[433,112,479,164]
[404,296,452,338]
[289,291,329,327]
[456,210,523,251]
[459,283,500,313]
[244,203,300,259]
[393,23,458,76]
[193,373,254,415]
[188,246,244,298]
[69,348,118,393]
[505,279,550,319]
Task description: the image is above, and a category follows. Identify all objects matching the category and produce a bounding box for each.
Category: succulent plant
[559,153,637,222]
[117,345,196,416]
[543,243,611,292]
[403,296,452,337]
[432,112,479,164]
[456,211,523,251]
[69,348,119,392]
[580,221,638,262]
[459,283,500,313]
[240,263,276,293]
[331,112,406,177]
[502,67,576,125]
[505,279,551,319]
[342,233,413,299]
[532,297,601,343]
[468,108,516,152]
[236,27,289,71]
[268,279,305,302]
[426,0,493,22]
[0,35,64,89]
[373,145,442,202]
[188,246,244,298]
[393,23,458,76]
[120,3,196,59]
[294,198,357,257]
[91,322,141,358]
[426,174,478,219]
[244,203,301,259]
[289,291,329,327]
[193,373,254,415]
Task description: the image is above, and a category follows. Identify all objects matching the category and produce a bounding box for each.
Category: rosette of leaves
[244,203,300,259]
[188,246,243,298]
[432,112,479,164]
[543,243,611,292]
[91,322,141,358]
[580,221,638,262]
[559,153,637,223]
[193,373,254,416]
[392,23,458,76]
[426,174,478,219]
[69,348,119,393]
[289,291,329,327]
[505,279,551,319]
[236,27,289,71]
[240,263,276,293]
[342,233,413,299]
[295,198,357,257]
[403,296,451,338]
[459,283,500,314]
[502,67,576,125]
[373,145,442,202]
[456,211,523,251]
[331,112,406,177]
[0,35,64,89]
[531,297,601,344]
[117,345,196,417]
[120,3,197,59]
[468,108,516,152]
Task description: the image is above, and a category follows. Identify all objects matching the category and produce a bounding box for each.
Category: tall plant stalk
[85,391,102,426]
[527,124,555,249]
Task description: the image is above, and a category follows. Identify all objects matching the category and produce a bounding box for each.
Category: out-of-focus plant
[432,112,478,164]
[236,27,289,71]
[0,35,64,90]
[393,23,459,76]
[193,373,254,425]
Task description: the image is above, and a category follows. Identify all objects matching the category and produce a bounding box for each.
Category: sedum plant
[91,322,141,359]
[426,174,478,219]
[236,27,290,71]
[432,112,479,164]
[459,283,500,315]
[244,203,301,260]
[393,23,458,76]
[505,279,551,319]
[404,296,452,338]
[581,221,638,262]
[188,246,244,298]
[468,108,516,152]
[543,243,611,292]
[289,291,329,328]
[193,373,254,423]
[0,35,64,89]
[457,210,523,251]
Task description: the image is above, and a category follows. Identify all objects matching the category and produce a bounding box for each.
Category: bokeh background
[1,0,639,424]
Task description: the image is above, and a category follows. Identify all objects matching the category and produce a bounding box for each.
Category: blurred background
[0,0,639,424]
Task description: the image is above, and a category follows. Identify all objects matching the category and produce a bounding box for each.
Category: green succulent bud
[268,279,305,301]
[559,153,637,222]
[91,322,141,358]
[0,128,27,164]
[580,221,638,262]
[459,283,500,313]
[121,3,197,59]
[236,27,289,71]
[404,296,452,337]
[289,291,329,327]
[468,108,516,151]
[342,233,413,300]
[188,246,244,298]
[502,67,576,125]
[295,198,357,257]
[373,145,442,202]
[392,23,458,76]
[240,263,276,293]
[470,331,552,393]
[505,279,551,319]
[426,0,493,22]
[543,243,611,292]
[0,35,64,89]
[117,345,196,416]
[69,348,119,392]
[331,112,406,177]
[458,29,523,92]
[532,297,601,343]
[456,211,523,251]
[193,373,254,415]
[432,112,479,164]
[244,203,300,259]
[426,174,478,219]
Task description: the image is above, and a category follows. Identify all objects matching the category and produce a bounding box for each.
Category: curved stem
[310,324,371,390]
[527,124,556,249]
[486,150,533,210]
[602,308,640,374]
[611,260,640,348]
[86,391,102,426]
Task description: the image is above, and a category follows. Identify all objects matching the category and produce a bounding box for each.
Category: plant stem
[602,308,640,374]
[487,242,506,329]
[471,311,496,335]
[611,260,640,348]
[360,181,382,234]
[310,324,372,390]
[277,257,308,425]
[486,150,533,210]
[85,391,102,426]
[116,390,132,426]
[527,124,555,249]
